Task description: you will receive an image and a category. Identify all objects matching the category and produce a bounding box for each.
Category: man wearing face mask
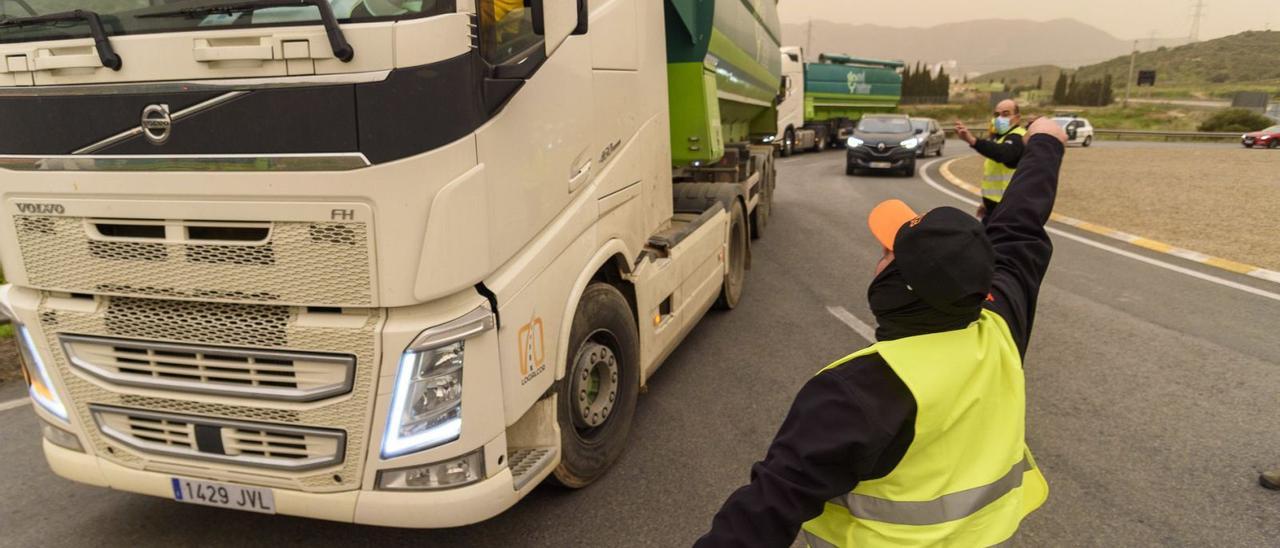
[955,99,1027,221]
[696,117,1068,548]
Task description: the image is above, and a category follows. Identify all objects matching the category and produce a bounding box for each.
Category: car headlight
[17,324,68,422]
[847,137,864,148]
[381,307,495,459]
[900,137,920,149]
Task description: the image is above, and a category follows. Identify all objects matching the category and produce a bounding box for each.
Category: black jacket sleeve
[973,132,1025,169]
[982,134,1064,357]
[695,354,915,548]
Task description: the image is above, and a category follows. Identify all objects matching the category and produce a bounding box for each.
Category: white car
[1053,117,1094,147]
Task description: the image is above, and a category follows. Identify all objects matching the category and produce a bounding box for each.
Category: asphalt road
[2,140,1278,546]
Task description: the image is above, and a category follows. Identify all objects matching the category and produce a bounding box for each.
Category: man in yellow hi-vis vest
[956,99,1027,222]
[696,118,1069,547]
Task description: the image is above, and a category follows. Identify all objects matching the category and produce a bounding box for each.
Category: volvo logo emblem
[141,104,172,145]
[877,143,886,152]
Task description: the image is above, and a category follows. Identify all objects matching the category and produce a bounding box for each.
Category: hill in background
[977,31,1280,97]
[1074,31,1280,86]
[971,65,1064,88]
[781,18,1150,76]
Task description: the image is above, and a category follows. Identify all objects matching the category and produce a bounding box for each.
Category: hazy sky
[780,0,1279,41]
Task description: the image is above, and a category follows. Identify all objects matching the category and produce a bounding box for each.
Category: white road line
[0,396,30,412]
[917,160,1280,303]
[826,306,876,342]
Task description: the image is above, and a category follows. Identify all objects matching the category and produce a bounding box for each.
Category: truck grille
[91,405,345,471]
[39,294,383,492]
[13,216,374,306]
[60,334,356,402]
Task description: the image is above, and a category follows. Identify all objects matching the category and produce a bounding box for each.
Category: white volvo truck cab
[0,0,776,527]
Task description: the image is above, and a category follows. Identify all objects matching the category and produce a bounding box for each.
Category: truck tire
[716,202,748,310]
[551,283,640,488]
[782,129,795,157]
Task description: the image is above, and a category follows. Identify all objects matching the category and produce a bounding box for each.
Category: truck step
[507,446,558,491]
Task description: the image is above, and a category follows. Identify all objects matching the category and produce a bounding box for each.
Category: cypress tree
[1036,75,1043,89]
[1052,72,1067,104]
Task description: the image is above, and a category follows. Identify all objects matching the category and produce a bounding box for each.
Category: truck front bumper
[44,438,524,528]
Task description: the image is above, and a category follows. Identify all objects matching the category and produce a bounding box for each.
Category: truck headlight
[900,137,920,150]
[17,324,69,422]
[847,137,864,148]
[381,307,495,459]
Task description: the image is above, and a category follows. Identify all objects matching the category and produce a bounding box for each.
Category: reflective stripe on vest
[802,531,839,548]
[980,127,1026,203]
[829,455,1030,526]
[801,310,1048,547]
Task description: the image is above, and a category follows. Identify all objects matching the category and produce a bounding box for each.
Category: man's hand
[954,121,977,146]
[976,204,987,220]
[1026,117,1068,145]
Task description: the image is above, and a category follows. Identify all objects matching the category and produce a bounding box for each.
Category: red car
[1242,125,1280,148]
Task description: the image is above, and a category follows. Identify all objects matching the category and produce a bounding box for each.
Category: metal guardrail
[1094,129,1241,142]
[939,123,1241,143]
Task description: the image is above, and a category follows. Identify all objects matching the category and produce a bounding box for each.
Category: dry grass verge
[951,148,1280,271]
[0,337,21,385]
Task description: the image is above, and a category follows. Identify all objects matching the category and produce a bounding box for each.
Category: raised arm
[982,119,1067,357]
[973,131,1026,169]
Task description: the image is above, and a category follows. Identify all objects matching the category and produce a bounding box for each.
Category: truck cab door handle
[569,160,592,192]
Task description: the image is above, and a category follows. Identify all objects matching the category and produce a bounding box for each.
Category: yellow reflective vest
[981,127,1028,204]
[801,310,1048,547]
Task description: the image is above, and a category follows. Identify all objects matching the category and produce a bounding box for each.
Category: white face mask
[993,116,1013,134]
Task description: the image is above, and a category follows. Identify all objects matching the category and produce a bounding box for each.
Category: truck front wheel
[716,202,748,310]
[782,129,795,157]
[552,283,640,488]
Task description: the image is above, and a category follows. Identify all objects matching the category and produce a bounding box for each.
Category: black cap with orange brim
[867,199,919,251]
[866,199,995,314]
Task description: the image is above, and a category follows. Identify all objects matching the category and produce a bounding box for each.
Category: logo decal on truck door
[518,317,546,385]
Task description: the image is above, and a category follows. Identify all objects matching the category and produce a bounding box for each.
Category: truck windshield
[858,118,912,133]
[0,0,453,43]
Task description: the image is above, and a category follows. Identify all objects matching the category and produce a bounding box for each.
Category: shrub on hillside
[1198,109,1274,132]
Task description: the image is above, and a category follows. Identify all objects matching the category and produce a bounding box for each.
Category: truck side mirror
[531,0,587,56]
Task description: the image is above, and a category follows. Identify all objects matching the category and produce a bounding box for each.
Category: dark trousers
[982,198,1000,225]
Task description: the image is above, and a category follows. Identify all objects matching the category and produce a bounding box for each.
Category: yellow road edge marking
[936,157,1280,284]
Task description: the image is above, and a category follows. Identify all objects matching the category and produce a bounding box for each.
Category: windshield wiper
[138,0,353,63]
[0,10,123,70]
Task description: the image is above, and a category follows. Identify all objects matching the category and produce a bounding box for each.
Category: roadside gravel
[951,147,1280,271]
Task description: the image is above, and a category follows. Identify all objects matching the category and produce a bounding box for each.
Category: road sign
[1137,70,1157,86]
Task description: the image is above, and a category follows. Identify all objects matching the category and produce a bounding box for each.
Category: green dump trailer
[781,52,904,151]
[665,0,783,167]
